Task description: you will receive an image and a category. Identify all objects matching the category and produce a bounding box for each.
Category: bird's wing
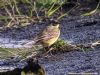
[38,28,60,41]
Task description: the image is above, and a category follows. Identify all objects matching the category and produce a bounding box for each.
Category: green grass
[53,39,67,49]
[52,39,96,53]
[0,0,99,56]
[81,0,100,16]
[0,0,99,28]
[0,46,40,59]
[0,0,67,28]
[51,39,76,53]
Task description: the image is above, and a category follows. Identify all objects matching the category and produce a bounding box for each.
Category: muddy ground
[0,1,100,74]
[0,12,100,75]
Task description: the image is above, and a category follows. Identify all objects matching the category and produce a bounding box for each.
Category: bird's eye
[52,24,56,26]
[53,22,60,26]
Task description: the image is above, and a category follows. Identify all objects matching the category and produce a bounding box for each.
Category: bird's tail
[22,37,39,48]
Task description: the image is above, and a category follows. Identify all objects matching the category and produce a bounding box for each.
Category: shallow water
[0,38,32,48]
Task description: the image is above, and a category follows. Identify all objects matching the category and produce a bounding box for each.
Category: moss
[50,39,76,53]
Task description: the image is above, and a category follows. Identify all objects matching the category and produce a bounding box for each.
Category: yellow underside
[42,37,59,47]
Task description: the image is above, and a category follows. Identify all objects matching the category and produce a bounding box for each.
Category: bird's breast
[41,29,60,47]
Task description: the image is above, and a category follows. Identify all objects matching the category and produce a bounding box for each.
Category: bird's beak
[56,24,60,28]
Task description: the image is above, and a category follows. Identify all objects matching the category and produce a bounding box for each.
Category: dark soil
[0,1,100,75]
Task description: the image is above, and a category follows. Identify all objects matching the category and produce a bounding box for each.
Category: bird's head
[49,19,60,28]
[52,23,60,28]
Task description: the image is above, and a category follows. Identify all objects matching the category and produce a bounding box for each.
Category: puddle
[0,38,32,48]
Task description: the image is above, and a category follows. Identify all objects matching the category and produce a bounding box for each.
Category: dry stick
[13,0,21,15]
[4,7,13,19]
[0,47,18,57]
[4,7,17,27]
[3,0,20,27]
[57,0,80,20]
[33,2,40,21]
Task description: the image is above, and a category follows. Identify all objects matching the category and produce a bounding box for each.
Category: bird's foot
[42,47,59,60]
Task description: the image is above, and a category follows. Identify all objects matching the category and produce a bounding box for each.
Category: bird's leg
[43,46,55,58]
[43,46,60,60]
[43,46,53,53]
[45,46,54,54]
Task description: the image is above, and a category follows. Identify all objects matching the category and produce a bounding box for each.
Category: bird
[21,58,46,75]
[23,21,60,51]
